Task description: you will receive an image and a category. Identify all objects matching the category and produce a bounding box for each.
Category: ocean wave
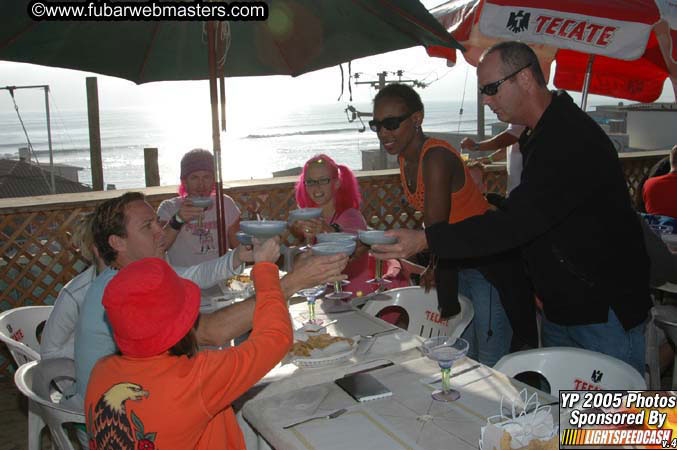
[246,127,359,139]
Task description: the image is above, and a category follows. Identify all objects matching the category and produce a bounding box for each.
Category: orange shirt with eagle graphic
[84,263,292,450]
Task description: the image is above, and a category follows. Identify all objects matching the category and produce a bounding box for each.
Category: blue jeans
[541,308,646,375]
[459,269,512,367]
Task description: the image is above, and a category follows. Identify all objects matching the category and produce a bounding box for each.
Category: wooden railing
[0,150,666,378]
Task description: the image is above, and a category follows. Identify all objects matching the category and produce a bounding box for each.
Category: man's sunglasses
[304,177,332,187]
[369,111,414,133]
[478,63,532,96]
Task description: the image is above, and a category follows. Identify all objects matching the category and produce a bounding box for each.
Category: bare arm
[461,130,518,164]
[159,199,204,249]
[421,147,457,226]
[226,218,241,250]
[196,252,348,346]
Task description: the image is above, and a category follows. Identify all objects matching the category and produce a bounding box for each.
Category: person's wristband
[472,143,480,151]
[169,213,184,231]
[330,223,341,232]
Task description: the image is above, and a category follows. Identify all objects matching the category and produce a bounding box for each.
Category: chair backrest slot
[493,347,647,394]
[14,358,84,450]
[362,286,474,340]
[0,306,53,365]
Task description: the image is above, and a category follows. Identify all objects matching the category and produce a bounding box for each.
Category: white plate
[291,346,357,369]
[290,336,360,369]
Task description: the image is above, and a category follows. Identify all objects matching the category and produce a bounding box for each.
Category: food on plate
[226,274,252,290]
[290,333,354,357]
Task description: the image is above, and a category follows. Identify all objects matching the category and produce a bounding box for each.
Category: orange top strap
[399,137,488,224]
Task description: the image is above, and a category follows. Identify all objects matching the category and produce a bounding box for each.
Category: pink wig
[295,154,361,216]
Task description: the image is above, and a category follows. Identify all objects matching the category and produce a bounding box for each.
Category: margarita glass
[422,337,469,402]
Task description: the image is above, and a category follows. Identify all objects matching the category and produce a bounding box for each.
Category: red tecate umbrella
[427,0,677,106]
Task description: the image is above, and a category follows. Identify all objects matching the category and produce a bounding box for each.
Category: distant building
[18,147,84,183]
[0,158,92,199]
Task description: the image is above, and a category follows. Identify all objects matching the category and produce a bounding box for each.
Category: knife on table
[344,361,394,376]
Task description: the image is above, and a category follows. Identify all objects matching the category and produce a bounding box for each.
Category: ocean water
[0,100,493,189]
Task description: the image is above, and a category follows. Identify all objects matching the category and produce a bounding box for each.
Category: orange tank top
[399,137,488,224]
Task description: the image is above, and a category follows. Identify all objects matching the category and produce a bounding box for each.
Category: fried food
[290,333,354,357]
[225,274,252,290]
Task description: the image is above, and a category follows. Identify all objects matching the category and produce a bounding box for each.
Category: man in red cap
[86,254,291,449]
[74,192,348,411]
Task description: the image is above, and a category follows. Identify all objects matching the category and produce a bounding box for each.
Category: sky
[1,0,675,118]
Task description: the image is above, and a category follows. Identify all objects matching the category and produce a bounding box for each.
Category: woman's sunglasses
[304,177,332,187]
[478,63,531,96]
[369,111,414,133]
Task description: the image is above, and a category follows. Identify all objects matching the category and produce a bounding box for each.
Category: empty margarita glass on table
[422,337,469,402]
[298,284,326,325]
[358,230,396,289]
[311,240,356,300]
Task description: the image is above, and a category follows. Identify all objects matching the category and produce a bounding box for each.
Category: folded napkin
[480,390,558,450]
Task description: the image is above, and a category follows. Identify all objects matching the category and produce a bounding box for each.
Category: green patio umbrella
[0,0,460,82]
[0,0,462,253]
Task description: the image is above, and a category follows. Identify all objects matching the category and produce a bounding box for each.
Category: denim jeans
[459,269,512,367]
[541,308,646,375]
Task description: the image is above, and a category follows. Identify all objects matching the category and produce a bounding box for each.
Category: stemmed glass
[189,196,213,234]
[288,208,323,250]
[311,241,356,300]
[298,285,326,325]
[358,230,396,291]
[422,337,469,402]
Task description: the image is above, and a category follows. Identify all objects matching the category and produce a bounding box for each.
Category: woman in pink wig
[290,154,408,299]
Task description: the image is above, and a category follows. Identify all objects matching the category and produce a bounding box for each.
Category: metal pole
[44,86,55,194]
[477,89,485,140]
[86,77,104,191]
[580,55,595,111]
[207,22,227,256]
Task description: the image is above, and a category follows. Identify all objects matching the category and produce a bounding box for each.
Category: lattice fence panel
[484,170,508,196]
[621,155,664,208]
[0,157,663,378]
[359,174,423,231]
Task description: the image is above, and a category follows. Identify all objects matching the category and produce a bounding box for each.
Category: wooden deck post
[144,147,160,187]
[86,77,104,191]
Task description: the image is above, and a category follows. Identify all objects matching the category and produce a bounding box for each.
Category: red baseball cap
[103,257,200,358]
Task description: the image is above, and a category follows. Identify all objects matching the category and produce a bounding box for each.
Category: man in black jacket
[373,41,651,374]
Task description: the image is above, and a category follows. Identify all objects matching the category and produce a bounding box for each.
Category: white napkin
[480,389,558,450]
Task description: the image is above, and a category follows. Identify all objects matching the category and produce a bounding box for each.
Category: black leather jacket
[426,91,651,330]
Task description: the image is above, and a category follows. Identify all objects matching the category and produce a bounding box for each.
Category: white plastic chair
[362,286,474,339]
[646,305,677,389]
[14,358,85,450]
[0,305,52,365]
[494,347,647,394]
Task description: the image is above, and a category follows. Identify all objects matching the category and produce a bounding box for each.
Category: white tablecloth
[242,356,558,450]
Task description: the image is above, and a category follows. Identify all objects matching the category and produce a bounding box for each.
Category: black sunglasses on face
[304,177,332,187]
[369,111,414,133]
[478,63,532,96]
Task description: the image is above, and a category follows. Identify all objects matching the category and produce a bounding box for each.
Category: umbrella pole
[207,21,227,256]
[580,55,595,111]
